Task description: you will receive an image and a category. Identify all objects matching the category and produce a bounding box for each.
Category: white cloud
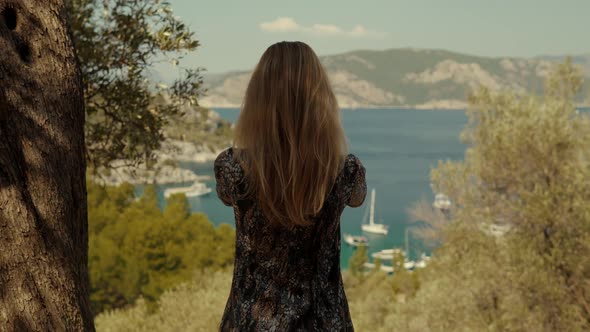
[350,25,368,37]
[309,24,343,36]
[258,17,384,38]
[259,17,300,32]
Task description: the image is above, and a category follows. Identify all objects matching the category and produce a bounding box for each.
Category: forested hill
[199,48,590,109]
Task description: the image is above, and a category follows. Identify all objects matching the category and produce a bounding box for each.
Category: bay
[136,108,468,268]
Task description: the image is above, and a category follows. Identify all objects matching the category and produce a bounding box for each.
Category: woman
[215,41,366,331]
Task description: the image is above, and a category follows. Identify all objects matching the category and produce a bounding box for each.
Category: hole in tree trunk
[1,7,17,30]
[17,42,31,63]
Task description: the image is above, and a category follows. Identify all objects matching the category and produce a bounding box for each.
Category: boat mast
[370,188,375,225]
[405,228,409,258]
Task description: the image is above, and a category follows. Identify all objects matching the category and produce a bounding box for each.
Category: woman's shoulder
[339,153,365,182]
[215,147,236,165]
[343,153,363,171]
[344,153,360,164]
[214,147,244,177]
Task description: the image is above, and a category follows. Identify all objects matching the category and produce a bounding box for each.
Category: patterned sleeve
[346,155,367,207]
[214,148,236,206]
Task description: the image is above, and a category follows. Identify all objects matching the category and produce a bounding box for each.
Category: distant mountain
[199,48,590,109]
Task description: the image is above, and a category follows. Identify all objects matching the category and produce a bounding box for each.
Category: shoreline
[91,141,227,186]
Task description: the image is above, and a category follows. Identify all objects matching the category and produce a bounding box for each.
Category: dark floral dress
[214,148,367,331]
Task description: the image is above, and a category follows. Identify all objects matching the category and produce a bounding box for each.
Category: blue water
[137,108,469,268]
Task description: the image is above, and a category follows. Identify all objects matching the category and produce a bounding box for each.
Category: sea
[136,108,469,269]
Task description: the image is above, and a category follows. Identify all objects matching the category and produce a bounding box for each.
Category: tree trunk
[0,0,94,331]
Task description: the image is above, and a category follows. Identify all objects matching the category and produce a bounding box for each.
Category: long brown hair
[233,41,347,228]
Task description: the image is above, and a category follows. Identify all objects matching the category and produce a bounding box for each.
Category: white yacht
[361,189,388,235]
[343,233,369,247]
[164,181,212,198]
[433,193,451,211]
[404,260,416,270]
[414,253,431,269]
[371,248,406,261]
[363,260,415,273]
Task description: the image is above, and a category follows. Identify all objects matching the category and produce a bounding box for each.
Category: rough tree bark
[0,0,94,331]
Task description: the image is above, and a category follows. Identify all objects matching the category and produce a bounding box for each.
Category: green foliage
[348,244,368,278]
[163,194,191,222]
[388,252,420,301]
[160,159,177,167]
[397,59,590,331]
[88,181,235,314]
[341,270,394,331]
[213,223,237,267]
[95,269,232,332]
[67,0,205,169]
[391,251,405,274]
[545,56,584,100]
[373,257,381,270]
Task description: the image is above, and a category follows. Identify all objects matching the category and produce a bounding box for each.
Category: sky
[163,0,589,75]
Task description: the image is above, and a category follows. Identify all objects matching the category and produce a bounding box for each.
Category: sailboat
[343,233,369,247]
[361,189,388,235]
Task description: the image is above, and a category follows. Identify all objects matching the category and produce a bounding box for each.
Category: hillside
[199,48,590,109]
[92,95,233,185]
